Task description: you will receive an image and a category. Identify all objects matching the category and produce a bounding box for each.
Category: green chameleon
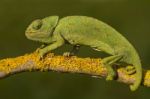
[25,16,142,91]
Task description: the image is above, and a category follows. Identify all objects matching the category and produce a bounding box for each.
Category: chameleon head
[25,16,59,43]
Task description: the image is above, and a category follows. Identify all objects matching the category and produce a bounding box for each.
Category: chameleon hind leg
[90,40,123,80]
[63,45,80,56]
[102,55,123,80]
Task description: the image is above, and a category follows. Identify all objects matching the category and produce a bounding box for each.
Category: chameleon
[25,16,142,91]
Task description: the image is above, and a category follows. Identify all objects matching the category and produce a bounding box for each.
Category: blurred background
[0,0,150,99]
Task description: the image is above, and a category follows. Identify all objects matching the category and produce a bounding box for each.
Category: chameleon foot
[63,52,74,57]
[35,48,44,59]
[102,55,123,81]
[106,72,116,81]
[126,66,136,75]
[38,49,48,59]
[106,66,116,81]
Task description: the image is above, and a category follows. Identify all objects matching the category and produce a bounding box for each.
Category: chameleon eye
[32,19,42,30]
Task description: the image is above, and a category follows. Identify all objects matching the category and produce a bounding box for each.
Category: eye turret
[32,19,42,30]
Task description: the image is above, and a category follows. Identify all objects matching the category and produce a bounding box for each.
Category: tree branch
[0,51,150,88]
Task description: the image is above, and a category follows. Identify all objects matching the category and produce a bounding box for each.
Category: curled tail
[130,61,142,91]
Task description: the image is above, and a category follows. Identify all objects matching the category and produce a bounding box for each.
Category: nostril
[32,19,42,30]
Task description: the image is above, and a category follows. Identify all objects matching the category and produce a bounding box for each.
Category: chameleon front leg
[39,40,64,58]
[63,45,80,57]
[102,55,123,80]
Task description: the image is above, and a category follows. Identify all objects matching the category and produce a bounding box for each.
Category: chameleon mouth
[25,31,50,40]
[25,31,34,37]
[25,33,41,41]
[25,30,38,39]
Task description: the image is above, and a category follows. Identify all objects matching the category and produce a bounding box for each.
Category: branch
[0,51,150,88]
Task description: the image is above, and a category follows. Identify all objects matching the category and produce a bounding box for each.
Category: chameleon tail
[129,61,142,91]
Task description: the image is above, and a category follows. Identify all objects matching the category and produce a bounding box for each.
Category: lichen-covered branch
[0,51,150,87]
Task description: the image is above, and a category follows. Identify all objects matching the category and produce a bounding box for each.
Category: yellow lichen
[0,54,29,73]
[0,51,149,88]
[144,71,150,87]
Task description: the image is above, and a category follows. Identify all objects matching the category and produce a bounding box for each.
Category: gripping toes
[102,55,123,81]
[38,49,47,58]
[106,67,116,81]
[63,52,73,57]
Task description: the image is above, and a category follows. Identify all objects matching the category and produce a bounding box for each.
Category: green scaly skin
[25,16,142,91]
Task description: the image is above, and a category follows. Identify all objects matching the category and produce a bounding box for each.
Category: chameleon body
[25,16,142,91]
